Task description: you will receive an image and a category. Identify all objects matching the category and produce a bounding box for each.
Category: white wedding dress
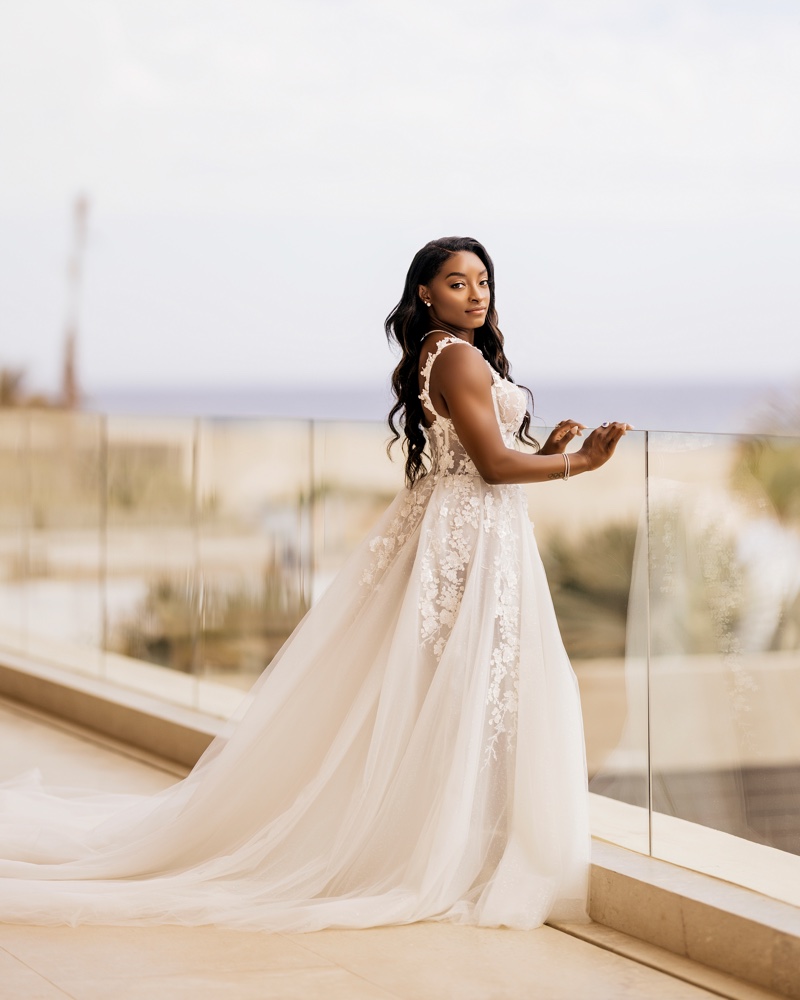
[0,336,590,931]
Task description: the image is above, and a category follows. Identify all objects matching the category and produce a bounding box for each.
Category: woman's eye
[450,282,465,289]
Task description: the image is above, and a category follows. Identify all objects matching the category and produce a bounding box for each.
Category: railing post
[644,429,653,857]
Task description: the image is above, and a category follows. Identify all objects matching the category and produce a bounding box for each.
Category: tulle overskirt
[0,475,589,931]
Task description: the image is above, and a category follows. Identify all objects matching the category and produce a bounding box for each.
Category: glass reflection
[0,411,28,654]
[525,429,649,853]
[310,421,403,602]
[22,411,104,674]
[648,430,800,901]
[103,416,199,705]
[194,419,312,714]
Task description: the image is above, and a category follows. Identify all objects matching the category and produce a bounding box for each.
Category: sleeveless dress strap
[419,336,475,423]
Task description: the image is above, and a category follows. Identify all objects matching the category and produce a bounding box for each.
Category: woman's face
[418,251,490,332]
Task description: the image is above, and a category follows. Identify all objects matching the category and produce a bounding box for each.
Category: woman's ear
[418,285,431,307]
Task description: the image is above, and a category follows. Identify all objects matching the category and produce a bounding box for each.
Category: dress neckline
[421,329,473,345]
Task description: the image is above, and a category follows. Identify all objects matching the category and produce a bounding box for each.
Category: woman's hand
[540,419,585,455]
[577,422,634,471]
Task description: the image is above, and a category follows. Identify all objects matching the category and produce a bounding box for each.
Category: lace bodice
[419,335,528,476]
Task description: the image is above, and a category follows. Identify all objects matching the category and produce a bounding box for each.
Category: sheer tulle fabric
[0,337,590,931]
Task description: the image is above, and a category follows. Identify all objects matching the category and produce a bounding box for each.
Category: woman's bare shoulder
[425,337,491,386]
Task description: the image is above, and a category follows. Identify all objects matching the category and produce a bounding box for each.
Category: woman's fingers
[585,422,631,451]
[599,422,633,450]
[578,422,633,468]
[555,419,585,439]
[598,421,632,435]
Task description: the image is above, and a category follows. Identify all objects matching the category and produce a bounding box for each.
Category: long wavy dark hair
[386,236,538,486]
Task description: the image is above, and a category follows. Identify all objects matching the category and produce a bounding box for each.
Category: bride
[0,236,630,931]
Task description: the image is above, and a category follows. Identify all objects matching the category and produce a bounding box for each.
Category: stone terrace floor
[0,697,784,1000]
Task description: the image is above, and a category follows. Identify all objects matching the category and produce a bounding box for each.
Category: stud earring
[425,301,431,307]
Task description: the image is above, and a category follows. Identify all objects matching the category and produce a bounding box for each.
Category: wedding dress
[0,335,590,931]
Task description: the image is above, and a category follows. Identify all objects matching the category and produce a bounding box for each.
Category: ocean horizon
[83,378,798,437]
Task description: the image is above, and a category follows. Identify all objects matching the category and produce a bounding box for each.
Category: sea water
[84,379,796,434]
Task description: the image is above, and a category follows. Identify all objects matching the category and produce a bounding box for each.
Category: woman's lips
[466,307,486,313]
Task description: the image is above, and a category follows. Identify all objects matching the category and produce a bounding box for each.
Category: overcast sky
[1,0,798,393]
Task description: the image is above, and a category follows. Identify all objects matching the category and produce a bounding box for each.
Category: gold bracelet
[562,452,570,481]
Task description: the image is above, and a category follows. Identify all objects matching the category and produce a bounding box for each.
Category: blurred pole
[62,195,88,410]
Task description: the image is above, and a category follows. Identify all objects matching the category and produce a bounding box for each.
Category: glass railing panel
[8,408,800,903]
[193,419,313,714]
[310,421,404,602]
[18,411,105,675]
[647,430,800,904]
[524,429,650,853]
[102,416,200,707]
[0,411,29,655]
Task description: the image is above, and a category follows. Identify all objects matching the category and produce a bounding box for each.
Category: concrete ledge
[550,919,786,1000]
[0,650,222,768]
[589,793,800,909]
[588,840,800,998]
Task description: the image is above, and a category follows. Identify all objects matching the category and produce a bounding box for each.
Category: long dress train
[0,336,590,931]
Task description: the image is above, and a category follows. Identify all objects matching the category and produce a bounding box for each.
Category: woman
[0,236,629,931]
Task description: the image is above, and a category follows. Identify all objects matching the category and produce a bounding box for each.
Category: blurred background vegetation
[112,560,309,681]
[540,522,637,660]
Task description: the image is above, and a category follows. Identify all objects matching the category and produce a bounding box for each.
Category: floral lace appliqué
[482,487,523,768]
[361,478,434,589]
[418,478,482,658]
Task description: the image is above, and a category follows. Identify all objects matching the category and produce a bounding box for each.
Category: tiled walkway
[0,698,782,1000]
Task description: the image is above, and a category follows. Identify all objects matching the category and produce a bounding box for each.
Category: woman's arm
[429,346,630,486]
